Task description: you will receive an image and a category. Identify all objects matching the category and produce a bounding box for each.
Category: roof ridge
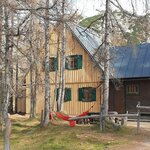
[67,22,100,38]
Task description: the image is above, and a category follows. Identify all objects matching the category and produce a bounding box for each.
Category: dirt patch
[108,121,150,150]
[10,114,29,120]
[127,121,150,132]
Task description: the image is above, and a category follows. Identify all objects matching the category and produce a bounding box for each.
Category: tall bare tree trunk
[103,0,110,116]
[33,46,38,117]
[54,32,60,111]
[2,5,11,150]
[15,16,20,114]
[33,62,37,116]
[32,32,40,117]
[57,0,66,112]
[30,49,37,118]
[145,0,149,42]
[43,0,50,126]
[30,57,35,118]
[29,34,35,118]
[0,0,3,115]
[0,4,3,121]
[0,71,3,119]
[15,51,18,114]
[8,13,14,114]
[29,3,37,119]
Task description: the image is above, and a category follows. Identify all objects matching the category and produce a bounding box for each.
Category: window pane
[56,88,71,102]
[78,88,83,101]
[66,55,82,70]
[70,57,77,69]
[83,88,92,101]
[78,87,96,102]
[49,57,58,71]
[64,88,71,102]
[126,84,139,95]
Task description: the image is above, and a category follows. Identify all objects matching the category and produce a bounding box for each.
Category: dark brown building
[109,43,150,114]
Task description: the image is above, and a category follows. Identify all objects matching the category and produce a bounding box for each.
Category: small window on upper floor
[49,57,58,72]
[126,84,139,95]
[65,55,82,70]
[42,57,58,72]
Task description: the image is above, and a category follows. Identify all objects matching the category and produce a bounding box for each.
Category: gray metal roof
[67,23,150,79]
[112,43,150,79]
[67,23,103,69]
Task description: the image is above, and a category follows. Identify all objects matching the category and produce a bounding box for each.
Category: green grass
[0,117,134,150]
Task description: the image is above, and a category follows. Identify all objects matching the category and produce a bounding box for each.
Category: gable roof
[112,43,150,79]
[67,23,104,70]
[67,23,150,79]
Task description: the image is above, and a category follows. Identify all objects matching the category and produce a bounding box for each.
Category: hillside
[79,12,150,46]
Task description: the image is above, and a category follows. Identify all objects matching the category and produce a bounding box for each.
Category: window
[126,84,139,95]
[42,57,58,72]
[65,55,82,70]
[56,88,71,102]
[49,57,58,71]
[78,87,96,102]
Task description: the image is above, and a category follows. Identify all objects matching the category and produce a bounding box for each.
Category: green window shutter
[56,88,59,101]
[77,55,82,69]
[54,57,58,70]
[64,88,71,102]
[65,55,82,70]
[91,88,96,101]
[49,57,58,72]
[65,57,69,69]
[78,88,84,101]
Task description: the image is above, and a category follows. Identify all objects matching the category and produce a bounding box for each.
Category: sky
[72,0,150,17]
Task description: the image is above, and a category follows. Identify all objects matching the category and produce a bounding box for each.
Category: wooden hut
[109,43,150,114]
[25,23,104,115]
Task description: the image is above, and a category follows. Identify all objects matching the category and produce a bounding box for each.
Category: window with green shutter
[91,88,96,101]
[49,57,58,71]
[56,88,71,102]
[78,88,84,101]
[77,55,82,69]
[42,57,58,72]
[65,55,82,70]
[78,87,96,102]
[64,88,71,102]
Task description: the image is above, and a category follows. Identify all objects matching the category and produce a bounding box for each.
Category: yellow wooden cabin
[25,23,104,115]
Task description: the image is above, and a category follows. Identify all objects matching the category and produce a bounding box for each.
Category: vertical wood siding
[25,26,103,115]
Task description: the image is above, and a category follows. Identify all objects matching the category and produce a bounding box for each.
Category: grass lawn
[0,115,140,150]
